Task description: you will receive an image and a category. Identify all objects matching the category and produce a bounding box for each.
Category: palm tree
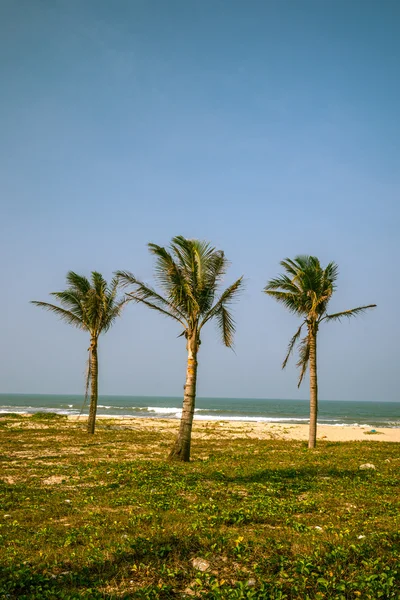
[264,256,376,449]
[31,272,126,434]
[117,236,243,462]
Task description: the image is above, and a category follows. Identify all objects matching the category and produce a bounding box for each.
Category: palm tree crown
[117,236,243,345]
[32,271,126,434]
[117,236,243,461]
[265,256,376,385]
[31,271,125,339]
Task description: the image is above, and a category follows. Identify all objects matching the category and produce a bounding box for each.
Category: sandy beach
[67,415,400,443]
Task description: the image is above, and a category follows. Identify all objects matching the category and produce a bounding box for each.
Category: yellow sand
[68,415,400,443]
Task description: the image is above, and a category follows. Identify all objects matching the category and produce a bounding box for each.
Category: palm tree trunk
[308,328,318,449]
[87,339,98,435]
[169,334,199,462]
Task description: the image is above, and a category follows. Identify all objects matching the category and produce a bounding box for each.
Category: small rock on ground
[191,558,210,572]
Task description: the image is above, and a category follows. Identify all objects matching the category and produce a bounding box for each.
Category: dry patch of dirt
[15,423,51,430]
[60,448,87,455]
[42,475,68,485]
[1,476,16,484]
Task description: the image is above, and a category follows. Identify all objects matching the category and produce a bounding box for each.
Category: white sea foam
[144,408,311,422]
[0,407,79,416]
[331,423,372,428]
[193,415,310,422]
[0,405,40,413]
[147,406,182,414]
[99,405,147,410]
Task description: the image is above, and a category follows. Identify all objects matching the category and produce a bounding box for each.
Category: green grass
[0,414,399,599]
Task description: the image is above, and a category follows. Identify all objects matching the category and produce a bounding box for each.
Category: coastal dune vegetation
[31,236,375,458]
[0,414,399,599]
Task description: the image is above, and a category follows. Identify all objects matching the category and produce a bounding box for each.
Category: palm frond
[120,237,242,347]
[264,274,301,294]
[204,250,227,283]
[296,334,310,387]
[148,243,185,293]
[91,271,107,297]
[264,290,302,315]
[170,238,202,307]
[215,305,236,348]
[321,304,376,322]
[134,281,180,311]
[267,256,341,319]
[197,251,227,313]
[148,243,195,314]
[192,239,219,283]
[199,276,244,330]
[267,256,375,393]
[116,270,186,324]
[108,275,121,294]
[171,236,200,278]
[84,348,92,409]
[101,298,129,333]
[282,322,305,369]
[302,256,321,293]
[34,271,125,337]
[83,289,100,334]
[50,290,84,319]
[322,261,339,289]
[30,301,86,330]
[66,272,91,294]
[126,291,186,325]
[103,276,120,320]
[279,257,305,283]
[115,270,139,288]
[169,237,230,317]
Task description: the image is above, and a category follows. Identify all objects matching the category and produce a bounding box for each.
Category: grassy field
[0,413,399,599]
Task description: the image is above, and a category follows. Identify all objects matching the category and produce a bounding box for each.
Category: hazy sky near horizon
[1,0,399,402]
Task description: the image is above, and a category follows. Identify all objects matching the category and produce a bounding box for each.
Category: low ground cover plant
[0,414,399,598]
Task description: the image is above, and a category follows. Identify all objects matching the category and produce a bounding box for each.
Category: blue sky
[0,0,398,401]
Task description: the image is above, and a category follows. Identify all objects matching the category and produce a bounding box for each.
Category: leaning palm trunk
[169,335,199,461]
[308,327,318,449]
[87,339,98,435]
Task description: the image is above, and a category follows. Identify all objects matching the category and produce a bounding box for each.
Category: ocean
[0,394,399,428]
